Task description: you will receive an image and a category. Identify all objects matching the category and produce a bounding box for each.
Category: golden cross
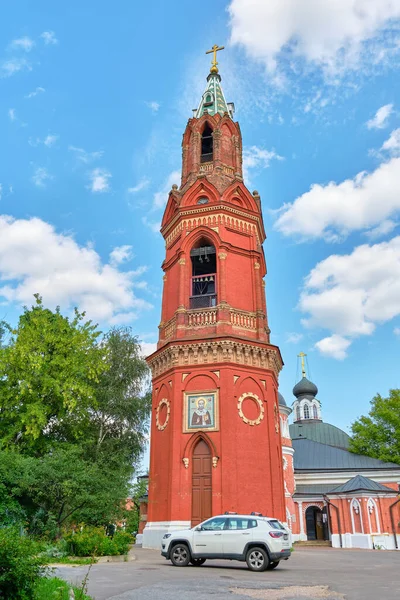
[298,352,307,378]
[206,44,225,73]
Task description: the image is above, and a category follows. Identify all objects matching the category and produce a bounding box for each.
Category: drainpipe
[324,495,342,548]
[389,496,400,550]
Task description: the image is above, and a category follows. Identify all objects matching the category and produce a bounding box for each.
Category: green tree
[25,445,130,537]
[56,327,151,469]
[350,389,400,464]
[0,295,108,451]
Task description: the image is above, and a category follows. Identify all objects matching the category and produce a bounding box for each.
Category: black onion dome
[293,376,318,399]
[278,392,287,407]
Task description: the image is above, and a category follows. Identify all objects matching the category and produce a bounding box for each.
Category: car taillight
[269,531,284,538]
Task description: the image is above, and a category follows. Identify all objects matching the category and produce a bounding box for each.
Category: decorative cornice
[147,338,283,379]
[163,205,264,247]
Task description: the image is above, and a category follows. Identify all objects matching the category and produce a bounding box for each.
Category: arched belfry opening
[201,123,213,163]
[190,238,217,309]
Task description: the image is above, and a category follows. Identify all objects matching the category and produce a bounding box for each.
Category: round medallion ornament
[237,392,264,426]
[156,398,170,431]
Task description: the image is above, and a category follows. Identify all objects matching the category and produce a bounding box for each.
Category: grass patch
[34,576,93,599]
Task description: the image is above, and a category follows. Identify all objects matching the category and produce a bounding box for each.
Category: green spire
[195,72,232,118]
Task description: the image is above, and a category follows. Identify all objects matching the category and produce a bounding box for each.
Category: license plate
[284,534,288,540]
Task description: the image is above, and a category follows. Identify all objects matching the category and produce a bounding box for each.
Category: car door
[223,518,256,557]
[192,516,227,557]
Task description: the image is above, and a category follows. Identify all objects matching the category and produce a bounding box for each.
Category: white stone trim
[350,498,364,534]
[367,497,381,534]
[142,520,191,549]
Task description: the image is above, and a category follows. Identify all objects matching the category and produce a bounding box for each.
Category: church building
[279,354,400,550]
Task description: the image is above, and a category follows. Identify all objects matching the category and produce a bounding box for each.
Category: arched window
[296,406,301,421]
[201,124,213,163]
[303,404,310,419]
[350,498,364,534]
[367,498,380,533]
[190,238,217,309]
[313,404,318,419]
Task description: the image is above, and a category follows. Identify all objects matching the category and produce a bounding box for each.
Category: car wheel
[266,561,279,570]
[190,558,206,566]
[246,547,269,572]
[170,543,191,567]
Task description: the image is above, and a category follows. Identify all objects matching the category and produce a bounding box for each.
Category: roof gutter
[323,495,342,548]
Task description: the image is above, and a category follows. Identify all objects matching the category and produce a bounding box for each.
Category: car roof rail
[250,511,263,516]
[224,511,238,515]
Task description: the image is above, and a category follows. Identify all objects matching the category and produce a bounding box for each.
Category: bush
[0,527,45,600]
[64,527,133,557]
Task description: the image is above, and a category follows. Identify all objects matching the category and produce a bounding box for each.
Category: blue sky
[1,1,400,446]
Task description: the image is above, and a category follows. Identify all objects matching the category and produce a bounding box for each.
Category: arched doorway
[191,439,212,526]
[305,506,329,541]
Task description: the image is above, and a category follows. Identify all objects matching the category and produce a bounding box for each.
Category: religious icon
[183,391,219,433]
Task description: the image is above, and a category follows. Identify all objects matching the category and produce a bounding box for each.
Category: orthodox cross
[206,44,225,72]
[298,351,307,378]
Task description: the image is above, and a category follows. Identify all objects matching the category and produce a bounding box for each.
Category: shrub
[64,527,133,557]
[33,576,93,599]
[0,527,45,600]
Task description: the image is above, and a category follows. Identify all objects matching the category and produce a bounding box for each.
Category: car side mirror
[195,526,203,531]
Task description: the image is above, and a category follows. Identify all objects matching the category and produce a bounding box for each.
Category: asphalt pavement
[56,546,400,600]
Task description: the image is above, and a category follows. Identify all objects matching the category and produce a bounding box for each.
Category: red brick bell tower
[143,47,285,547]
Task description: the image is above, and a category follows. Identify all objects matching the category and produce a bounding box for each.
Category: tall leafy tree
[350,389,400,465]
[0,295,108,451]
[58,327,151,468]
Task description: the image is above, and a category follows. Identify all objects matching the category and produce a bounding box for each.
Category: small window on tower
[296,406,300,421]
[204,93,213,106]
[197,197,209,205]
[313,404,318,419]
[303,404,310,419]
[201,124,213,163]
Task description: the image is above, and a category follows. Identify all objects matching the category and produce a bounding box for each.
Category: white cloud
[366,104,393,129]
[315,335,351,360]
[381,128,400,156]
[69,146,104,164]
[300,236,400,357]
[146,101,160,113]
[32,167,52,187]
[10,37,35,52]
[8,108,16,121]
[153,171,180,210]
[243,145,283,182]
[1,57,31,77]
[142,216,161,233]
[88,168,111,193]
[43,134,58,147]
[286,332,304,344]
[140,341,157,357]
[394,327,400,336]
[364,219,397,240]
[25,86,45,99]
[109,245,133,266]
[128,179,149,194]
[0,215,152,323]
[275,157,400,240]
[228,0,400,76]
[40,31,58,45]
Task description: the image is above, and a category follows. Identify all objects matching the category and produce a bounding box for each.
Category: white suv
[161,513,291,572]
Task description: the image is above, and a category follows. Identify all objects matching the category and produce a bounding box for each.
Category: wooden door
[191,439,212,526]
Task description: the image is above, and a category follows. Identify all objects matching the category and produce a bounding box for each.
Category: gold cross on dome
[298,352,307,378]
[206,44,225,73]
